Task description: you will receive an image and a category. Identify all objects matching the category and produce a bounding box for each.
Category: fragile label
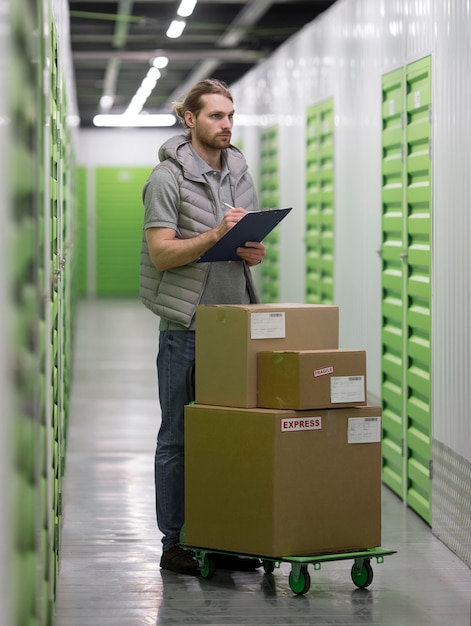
[330,376,365,403]
[314,366,334,377]
[348,417,381,444]
[250,312,286,339]
[281,417,322,432]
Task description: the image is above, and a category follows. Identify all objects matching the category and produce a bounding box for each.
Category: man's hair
[172,79,233,129]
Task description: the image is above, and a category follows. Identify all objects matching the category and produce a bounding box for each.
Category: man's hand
[236,241,266,266]
[215,207,247,238]
[146,208,263,271]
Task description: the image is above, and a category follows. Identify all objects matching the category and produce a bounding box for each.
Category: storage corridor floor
[55,299,471,626]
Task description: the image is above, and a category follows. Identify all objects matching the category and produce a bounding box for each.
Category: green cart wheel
[200,553,216,579]
[351,559,373,588]
[262,559,275,574]
[289,565,311,595]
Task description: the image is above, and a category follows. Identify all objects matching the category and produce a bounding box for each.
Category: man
[140,79,265,575]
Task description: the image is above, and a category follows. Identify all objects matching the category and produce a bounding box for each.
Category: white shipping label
[250,312,286,339]
[330,376,365,403]
[348,417,382,444]
[281,416,322,432]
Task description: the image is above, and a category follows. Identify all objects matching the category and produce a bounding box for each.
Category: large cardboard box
[258,349,367,410]
[184,404,382,557]
[195,303,339,408]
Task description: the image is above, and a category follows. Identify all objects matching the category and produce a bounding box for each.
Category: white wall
[431,0,471,462]
[77,128,176,167]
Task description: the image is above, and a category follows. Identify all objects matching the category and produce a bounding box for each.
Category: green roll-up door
[11,0,42,623]
[405,56,432,524]
[306,98,335,304]
[49,22,64,597]
[9,1,77,622]
[96,167,150,295]
[380,56,432,525]
[381,68,406,498]
[259,126,280,303]
[77,167,88,295]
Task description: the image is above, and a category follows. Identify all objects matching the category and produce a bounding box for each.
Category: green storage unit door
[306,104,322,302]
[305,98,335,304]
[405,56,432,524]
[9,1,77,622]
[381,68,406,498]
[259,126,280,303]
[77,167,88,295]
[380,56,432,525]
[11,0,42,623]
[10,0,79,622]
[96,167,150,295]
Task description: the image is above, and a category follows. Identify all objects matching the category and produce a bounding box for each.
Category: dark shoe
[160,545,200,576]
[213,553,262,571]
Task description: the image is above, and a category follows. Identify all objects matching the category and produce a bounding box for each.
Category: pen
[223,202,255,213]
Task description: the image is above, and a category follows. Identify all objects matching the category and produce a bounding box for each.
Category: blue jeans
[155,330,195,551]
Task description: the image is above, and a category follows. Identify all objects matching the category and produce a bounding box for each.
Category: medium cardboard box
[258,349,367,410]
[195,303,339,408]
[184,404,382,557]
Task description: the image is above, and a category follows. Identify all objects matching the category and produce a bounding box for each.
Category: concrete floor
[55,298,471,626]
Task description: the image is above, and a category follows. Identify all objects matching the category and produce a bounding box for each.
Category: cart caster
[262,559,275,574]
[200,553,216,579]
[351,558,373,588]
[289,565,311,595]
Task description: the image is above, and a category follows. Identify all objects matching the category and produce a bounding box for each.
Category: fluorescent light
[93,114,177,128]
[166,19,186,38]
[141,77,158,94]
[126,104,144,116]
[177,0,197,17]
[147,67,161,81]
[152,56,169,69]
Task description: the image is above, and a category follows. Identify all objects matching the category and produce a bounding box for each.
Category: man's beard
[195,129,231,149]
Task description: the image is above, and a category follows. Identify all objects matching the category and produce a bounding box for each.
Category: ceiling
[69,0,338,128]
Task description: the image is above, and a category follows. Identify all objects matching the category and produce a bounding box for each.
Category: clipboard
[197,207,292,263]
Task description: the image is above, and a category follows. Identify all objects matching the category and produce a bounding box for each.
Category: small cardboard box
[195,303,339,408]
[258,349,367,410]
[184,404,382,557]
